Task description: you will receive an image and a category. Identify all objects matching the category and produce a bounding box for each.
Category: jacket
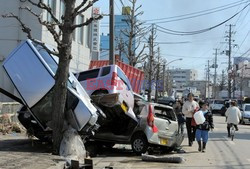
[196,111,214,131]
[182,100,199,118]
[225,106,241,124]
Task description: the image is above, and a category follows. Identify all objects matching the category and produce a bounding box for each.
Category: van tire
[131,133,148,155]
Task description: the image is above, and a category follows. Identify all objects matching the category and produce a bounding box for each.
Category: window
[47,0,56,22]
[60,0,65,22]
[154,106,176,121]
[85,22,91,48]
[245,105,250,111]
[78,15,84,44]
[78,69,99,81]
[101,66,111,76]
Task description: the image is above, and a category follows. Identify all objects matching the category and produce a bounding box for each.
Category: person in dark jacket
[174,100,185,134]
[195,101,214,152]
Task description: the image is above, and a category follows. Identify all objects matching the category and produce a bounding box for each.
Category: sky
[95,0,250,80]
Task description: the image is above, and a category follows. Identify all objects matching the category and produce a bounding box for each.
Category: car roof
[150,102,173,110]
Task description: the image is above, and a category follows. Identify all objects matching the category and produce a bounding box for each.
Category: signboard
[91,7,100,53]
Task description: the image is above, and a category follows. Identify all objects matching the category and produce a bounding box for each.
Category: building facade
[0,0,93,101]
[99,7,135,64]
[168,68,198,88]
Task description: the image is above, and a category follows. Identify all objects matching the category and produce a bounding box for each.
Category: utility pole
[162,63,166,96]
[155,47,160,103]
[109,0,115,65]
[226,24,233,99]
[147,24,155,102]
[213,49,218,99]
[208,60,210,99]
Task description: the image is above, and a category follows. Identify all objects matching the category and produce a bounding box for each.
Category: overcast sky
[95,0,250,80]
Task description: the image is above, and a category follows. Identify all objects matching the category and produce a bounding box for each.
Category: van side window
[101,66,111,76]
[78,69,99,81]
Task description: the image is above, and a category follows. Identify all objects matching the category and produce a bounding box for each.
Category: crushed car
[86,93,184,155]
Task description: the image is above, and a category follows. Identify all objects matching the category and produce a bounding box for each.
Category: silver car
[87,94,184,155]
[1,39,100,139]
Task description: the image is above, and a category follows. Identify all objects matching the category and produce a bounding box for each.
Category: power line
[145,0,250,24]
[154,3,250,36]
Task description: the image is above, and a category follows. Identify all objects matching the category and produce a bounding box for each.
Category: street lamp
[165,58,183,67]
[164,58,183,97]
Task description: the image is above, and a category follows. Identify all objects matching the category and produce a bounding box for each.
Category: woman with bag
[182,93,199,146]
[194,101,214,152]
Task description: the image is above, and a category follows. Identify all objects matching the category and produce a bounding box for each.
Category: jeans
[186,118,196,144]
[196,129,209,143]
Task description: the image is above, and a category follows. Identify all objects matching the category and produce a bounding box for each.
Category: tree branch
[27,0,60,25]
[20,7,62,49]
[71,15,102,29]
[2,13,59,56]
[74,0,99,17]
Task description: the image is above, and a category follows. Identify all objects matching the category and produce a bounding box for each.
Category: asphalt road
[0,115,249,169]
[92,115,250,169]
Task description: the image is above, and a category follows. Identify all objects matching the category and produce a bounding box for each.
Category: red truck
[89,60,144,94]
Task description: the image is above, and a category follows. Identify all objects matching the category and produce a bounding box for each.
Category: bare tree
[118,0,147,66]
[2,0,102,154]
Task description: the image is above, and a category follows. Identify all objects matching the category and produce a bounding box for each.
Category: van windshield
[117,67,132,90]
[78,69,99,81]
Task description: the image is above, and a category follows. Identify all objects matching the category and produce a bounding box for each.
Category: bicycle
[229,123,236,141]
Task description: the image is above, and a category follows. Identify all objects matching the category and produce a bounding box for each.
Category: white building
[0,0,94,101]
[168,68,198,88]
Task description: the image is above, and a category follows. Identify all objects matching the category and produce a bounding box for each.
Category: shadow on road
[0,138,52,153]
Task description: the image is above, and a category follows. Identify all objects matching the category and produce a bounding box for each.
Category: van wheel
[131,133,148,155]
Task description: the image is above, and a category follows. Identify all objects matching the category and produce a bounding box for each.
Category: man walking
[182,93,199,146]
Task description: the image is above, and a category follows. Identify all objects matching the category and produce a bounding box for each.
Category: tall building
[100,7,135,64]
[0,0,94,101]
[168,68,198,88]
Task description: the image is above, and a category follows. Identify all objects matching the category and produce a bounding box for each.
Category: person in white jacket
[225,101,241,137]
[182,93,199,146]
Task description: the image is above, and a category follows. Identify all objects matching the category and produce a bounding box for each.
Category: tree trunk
[52,0,75,155]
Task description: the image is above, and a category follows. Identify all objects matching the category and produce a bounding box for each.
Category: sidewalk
[0,133,65,169]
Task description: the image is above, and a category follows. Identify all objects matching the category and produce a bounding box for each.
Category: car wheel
[131,133,148,155]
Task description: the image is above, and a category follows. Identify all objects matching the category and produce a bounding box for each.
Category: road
[92,115,250,169]
[0,115,249,169]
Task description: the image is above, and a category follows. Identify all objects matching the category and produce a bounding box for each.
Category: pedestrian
[182,93,199,146]
[173,100,185,134]
[225,101,241,137]
[195,101,214,152]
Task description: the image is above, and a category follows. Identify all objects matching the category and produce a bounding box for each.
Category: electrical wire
[145,0,250,23]
[154,3,250,36]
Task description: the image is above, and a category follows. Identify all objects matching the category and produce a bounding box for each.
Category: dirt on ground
[0,133,65,169]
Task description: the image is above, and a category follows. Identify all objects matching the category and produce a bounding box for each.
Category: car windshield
[245,105,250,111]
[214,100,224,104]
